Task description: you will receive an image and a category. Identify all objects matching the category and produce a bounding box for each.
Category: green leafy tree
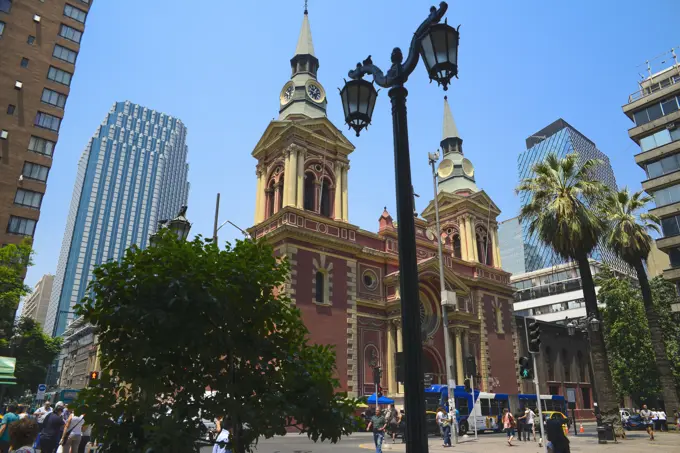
[1,317,62,399]
[649,276,680,392]
[517,152,621,429]
[77,231,361,453]
[598,188,679,413]
[0,240,33,347]
[598,271,659,398]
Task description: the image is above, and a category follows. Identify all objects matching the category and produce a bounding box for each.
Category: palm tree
[517,152,621,429]
[599,188,679,415]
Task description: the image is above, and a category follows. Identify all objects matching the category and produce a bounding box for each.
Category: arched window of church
[453,234,462,259]
[304,173,316,211]
[266,181,275,219]
[319,179,331,217]
[476,229,493,266]
[315,270,325,303]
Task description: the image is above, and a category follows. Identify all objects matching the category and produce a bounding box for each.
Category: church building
[248,9,520,400]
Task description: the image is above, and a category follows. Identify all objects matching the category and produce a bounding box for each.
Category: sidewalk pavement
[359,430,680,453]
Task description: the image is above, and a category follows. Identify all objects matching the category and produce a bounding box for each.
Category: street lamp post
[150,206,192,245]
[428,150,458,444]
[339,4,459,451]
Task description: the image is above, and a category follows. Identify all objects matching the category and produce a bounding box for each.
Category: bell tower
[251,6,354,227]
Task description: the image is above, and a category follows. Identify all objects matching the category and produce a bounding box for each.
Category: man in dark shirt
[367,407,387,453]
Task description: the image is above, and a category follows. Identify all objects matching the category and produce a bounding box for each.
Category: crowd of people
[0,401,92,453]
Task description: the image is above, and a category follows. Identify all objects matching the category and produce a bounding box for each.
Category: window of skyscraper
[7,104,15,115]
[668,247,680,268]
[41,88,68,109]
[28,136,55,157]
[22,162,49,182]
[35,111,62,131]
[0,0,11,14]
[653,184,680,207]
[661,215,680,237]
[53,44,78,64]
[633,95,680,126]
[0,21,5,37]
[20,58,29,68]
[47,66,73,86]
[59,24,82,43]
[14,189,43,209]
[646,153,680,179]
[27,35,35,45]
[7,216,36,236]
[64,4,87,23]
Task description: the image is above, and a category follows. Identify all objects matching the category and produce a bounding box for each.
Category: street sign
[566,388,576,403]
[36,383,46,400]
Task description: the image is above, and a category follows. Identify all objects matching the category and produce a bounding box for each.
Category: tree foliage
[0,240,33,347]
[77,232,361,453]
[649,276,680,391]
[1,317,62,399]
[598,272,659,398]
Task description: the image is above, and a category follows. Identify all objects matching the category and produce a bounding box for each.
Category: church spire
[295,5,315,57]
[440,96,463,155]
[278,4,327,120]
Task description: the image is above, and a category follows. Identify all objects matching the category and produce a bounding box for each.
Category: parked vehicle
[542,411,571,430]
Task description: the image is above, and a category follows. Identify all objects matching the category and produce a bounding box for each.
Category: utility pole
[213,193,220,243]
[429,151,458,444]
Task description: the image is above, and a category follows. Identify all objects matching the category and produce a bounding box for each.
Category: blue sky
[24,0,680,287]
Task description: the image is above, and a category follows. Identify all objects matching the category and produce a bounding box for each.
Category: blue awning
[366,393,395,404]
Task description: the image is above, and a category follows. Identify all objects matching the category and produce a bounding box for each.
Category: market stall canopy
[0,356,17,385]
[366,393,395,405]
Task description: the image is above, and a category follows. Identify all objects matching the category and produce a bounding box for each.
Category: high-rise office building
[21,273,54,329]
[497,216,525,276]
[518,118,628,274]
[44,101,190,336]
[0,0,93,246]
[622,55,680,291]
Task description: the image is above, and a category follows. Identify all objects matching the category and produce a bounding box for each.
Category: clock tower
[278,7,327,120]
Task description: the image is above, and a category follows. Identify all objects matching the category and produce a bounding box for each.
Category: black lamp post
[150,206,192,245]
[339,3,459,451]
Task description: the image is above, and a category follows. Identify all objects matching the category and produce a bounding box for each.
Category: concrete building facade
[0,0,93,246]
[45,101,190,336]
[21,273,54,329]
[57,316,98,390]
[622,58,680,291]
[248,9,521,401]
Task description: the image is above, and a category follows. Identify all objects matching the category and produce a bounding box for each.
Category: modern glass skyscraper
[518,118,627,274]
[44,101,190,336]
[498,216,526,276]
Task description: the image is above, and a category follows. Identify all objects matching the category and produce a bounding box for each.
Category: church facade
[247,9,520,400]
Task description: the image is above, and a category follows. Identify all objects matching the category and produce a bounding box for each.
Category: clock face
[280,83,295,105]
[307,83,322,101]
[437,158,454,178]
[462,158,475,177]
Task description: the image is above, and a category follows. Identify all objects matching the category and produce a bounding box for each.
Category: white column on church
[282,151,291,207]
[297,150,305,209]
[458,216,468,261]
[493,227,502,268]
[334,162,343,220]
[387,321,397,396]
[341,165,349,222]
[288,148,298,207]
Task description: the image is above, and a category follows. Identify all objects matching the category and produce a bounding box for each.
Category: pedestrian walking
[366,407,387,453]
[435,407,446,443]
[384,404,398,444]
[524,407,536,441]
[398,410,406,444]
[33,402,52,432]
[640,404,654,441]
[516,409,527,441]
[658,409,667,432]
[39,405,65,453]
[502,408,515,446]
[213,416,232,453]
[77,421,91,453]
[546,419,570,453]
[675,409,680,431]
[440,409,452,447]
[60,406,85,453]
[8,416,39,453]
[0,404,20,453]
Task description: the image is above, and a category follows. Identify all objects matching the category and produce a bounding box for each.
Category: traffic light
[528,320,541,353]
[464,378,471,393]
[518,356,533,380]
[377,385,383,398]
[372,366,382,386]
[465,355,477,378]
[89,371,99,380]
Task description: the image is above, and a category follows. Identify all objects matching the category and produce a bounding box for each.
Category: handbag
[65,417,85,439]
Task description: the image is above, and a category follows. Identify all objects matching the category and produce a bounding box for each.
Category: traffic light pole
[470,374,478,440]
[524,316,547,453]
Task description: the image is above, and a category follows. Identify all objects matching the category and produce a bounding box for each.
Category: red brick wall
[482,293,517,394]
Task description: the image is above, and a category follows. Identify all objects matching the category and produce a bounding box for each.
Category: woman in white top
[61,407,86,453]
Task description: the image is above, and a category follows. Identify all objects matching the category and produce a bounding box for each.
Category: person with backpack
[385,404,399,444]
[0,404,20,453]
[39,405,65,453]
[502,408,516,446]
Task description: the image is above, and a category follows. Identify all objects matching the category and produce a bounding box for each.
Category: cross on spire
[304,0,308,15]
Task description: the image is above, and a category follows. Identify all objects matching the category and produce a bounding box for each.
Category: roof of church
[442,96,459,140]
